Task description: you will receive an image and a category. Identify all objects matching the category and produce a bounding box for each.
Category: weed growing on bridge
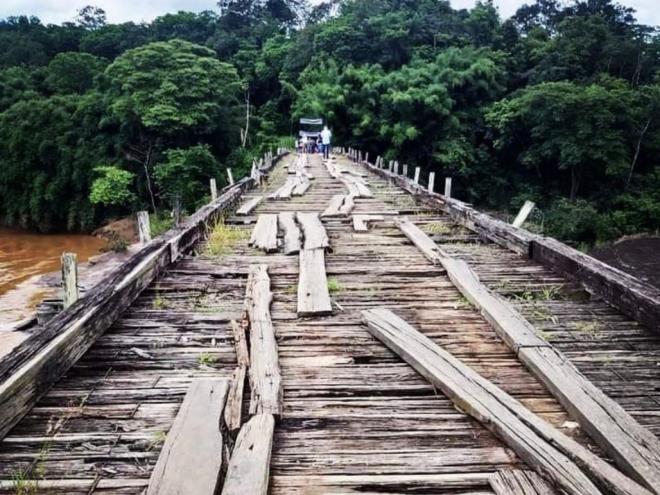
[425,222,451,235]
[198,353,217,368]
[205,219,248,256]
[573,321,601,338]
[327,278,342,294]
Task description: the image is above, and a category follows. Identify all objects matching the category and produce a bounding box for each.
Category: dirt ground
[591,236,660,289]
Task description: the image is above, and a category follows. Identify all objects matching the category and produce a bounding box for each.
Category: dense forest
[0,0,658,247]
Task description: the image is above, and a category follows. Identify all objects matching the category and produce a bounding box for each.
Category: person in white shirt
[320,126,332,159]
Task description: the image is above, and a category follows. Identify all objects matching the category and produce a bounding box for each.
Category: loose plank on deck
[278,212,301,255]
[362,308,651,495]
[398,218,660,492]
[297,249,332,317]
[244,264,282,416]
[146,378,229,495]
[249,214,278,253]
[236,196,263,215]
[221,413,275,495]
[296,212,329,250]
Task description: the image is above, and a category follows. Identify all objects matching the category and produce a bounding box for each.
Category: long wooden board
[297,249,332,317]
[249,214,278,253]
[221,413,275,495]
[397,218,660,492]
[147,379,229,495]
[296,212,329,250]
[236,196,263,215]
[244,265,282,416]
[362,308,650,495]
[278,212,301,255]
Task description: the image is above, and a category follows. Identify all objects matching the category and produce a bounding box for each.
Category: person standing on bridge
[321,126,332,159]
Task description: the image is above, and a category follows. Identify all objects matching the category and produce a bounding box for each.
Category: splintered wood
[147,379,229,495]
[244,265,282,416]
[224,320,249,435]
[398,218,660,492]
[361,308,650,495]
[249,214,278,253]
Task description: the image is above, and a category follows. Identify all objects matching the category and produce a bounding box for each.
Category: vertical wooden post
[428,172,435,193]
[512,200,536,228]
[365,152,369,164]
[394,161,399,175]
[444,177,452,198]
[61,252,78,309]
[388,161,393,172]
[210,178,218,201]
[414,167,421,185]
[403,164,408,177]
[173,196,181,227]
[137,211,152,244]
[227,168,235,185]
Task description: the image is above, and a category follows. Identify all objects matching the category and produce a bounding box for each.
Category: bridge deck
[0,153,659,494]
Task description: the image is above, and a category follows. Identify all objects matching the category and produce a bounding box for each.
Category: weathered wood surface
[297,249,332,317]
[146,379,228,495]
[352,215,384,232]
[339,193,355,216]
[292,176,311,196]
[362,308,650,495]
[61,252,79,309]
[322,194,345,217]
[249,214,279,253]
[221,413,275,495]
[489,470,558,495]
[236,196,263,215]
[278,211,301,255]
[296,212,329,250]
[224,320,249,434]
[398,217,660,492]
[244,265,282,416]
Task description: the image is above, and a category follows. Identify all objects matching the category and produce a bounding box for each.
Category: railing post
[428,172,435,193]
[227,168,235,185]
[137,211,152,244]
[173,195,181,227]
[394,161,399,175]
[414,167,421,185]
[61,252,78,309]
[365,152,369,164]
[444,177,452,198]
[388,161,393,172]
[403,164,408,177]
[512,200,536,228]
[210,178,218,201]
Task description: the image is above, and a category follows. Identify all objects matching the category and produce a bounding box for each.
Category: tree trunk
[242,91,250,148]
[570,167,582,200]
[144,141,157,213]
[626,118,651,190]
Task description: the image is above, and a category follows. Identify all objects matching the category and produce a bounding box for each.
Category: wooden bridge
[1,150,660,494]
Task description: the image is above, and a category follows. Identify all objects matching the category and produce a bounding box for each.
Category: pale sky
[0,0,658,27]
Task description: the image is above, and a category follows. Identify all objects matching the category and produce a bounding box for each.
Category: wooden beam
[244,265,282,416]
[147,379,229,495]
[137,211,151,244]
[296,212,329,250]
[297,249,332,317]
[249,214,278,253]
[221,414,275,495]
[236,196,262,216]
[362,308,651,495]
[489,470,558,495]
[61,253,78,309]
[278,212,301,255]
[397,218,660,492]
[224,320,249,435]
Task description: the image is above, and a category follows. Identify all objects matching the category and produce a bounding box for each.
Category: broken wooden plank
[398,218,660,492]
[362,308,651,495]
[322,194,345,217]
[489,470,557,495]
[236,196,263,216]
[297,249,332,317]
[147,379,229,495]
[339,194,355,216]
[230,319,249,367]
[278,212,301,255]
[224,366,246,436]
[296,212,329,250]
[221,413,274,495]
[249,214,278,253]
[244,265,282,416]
[353,215,384,232]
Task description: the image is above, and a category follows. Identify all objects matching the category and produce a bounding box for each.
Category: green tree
[45,52,106,94]
[90,166,136,206]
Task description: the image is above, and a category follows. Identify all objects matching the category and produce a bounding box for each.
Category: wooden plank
[398,218,660,492]
[322,194,345,217]
[244,265,282,416]
[230,319,249,367]
[268,177,297,200]
[278,212,301,255]
[292,177,310,196]
[146,379,229,495]
[224,366,246,435]
[249,214,278,253]
[296,212,329,250]
[489,470,557,495]
[352,215,384,232]
[221,413,274,495]
[236,196,263,215]
[297,249,332,317]
[512,200,535,228]
[339,194,355,216]
[362,308,651,495]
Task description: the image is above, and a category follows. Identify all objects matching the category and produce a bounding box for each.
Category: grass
[153,294,169,310]
[198,353,217,367]
[150,212,174,237]
[425,222,451,235]
[12,469,37,495]
[454,295,473,309]
[327,278,342,294]
[285,284,297,295]
[205,219,249,256]
[148,431,167,451]
[573,321,601,337]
